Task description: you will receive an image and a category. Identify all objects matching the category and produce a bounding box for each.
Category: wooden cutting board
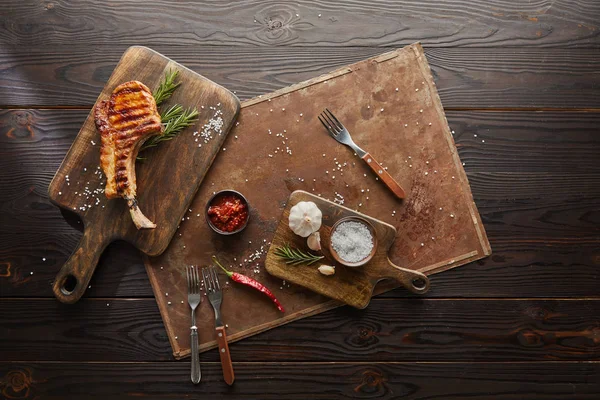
[144,43,491,359]
[48,46,240,303]
[265,191,430,309]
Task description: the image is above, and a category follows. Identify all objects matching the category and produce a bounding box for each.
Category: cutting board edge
[241,43,423,109]
[409,42,492,258]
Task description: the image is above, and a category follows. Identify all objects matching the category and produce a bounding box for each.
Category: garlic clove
[307,231,321,251]
[318,265,335,276]
[289,201,322,237]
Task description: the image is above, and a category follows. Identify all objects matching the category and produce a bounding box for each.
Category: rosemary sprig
[152,69,181,106]
[274,243,324,266]
[140,106,199,152]
[160,104,185,122]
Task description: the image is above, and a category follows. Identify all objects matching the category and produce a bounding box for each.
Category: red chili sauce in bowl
[207,191,249,234]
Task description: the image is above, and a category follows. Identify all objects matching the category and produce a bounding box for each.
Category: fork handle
[190,328,201,384]
[215,326,235,385]
[362,152,406,199]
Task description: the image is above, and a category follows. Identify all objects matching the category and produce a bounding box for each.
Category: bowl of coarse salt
[328,216,378,267]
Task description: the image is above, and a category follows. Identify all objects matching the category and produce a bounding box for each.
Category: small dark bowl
[205,189,250,235]
[328,216,378,267]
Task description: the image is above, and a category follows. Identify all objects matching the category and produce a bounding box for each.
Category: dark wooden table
[1,1,599,399]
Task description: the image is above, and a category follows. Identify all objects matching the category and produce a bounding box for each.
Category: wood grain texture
[215,326,235,385]
[45,46,239,303]
[1,298,598,362]
[1,47,599,108]
[1,110,598,299]
[1,0,598,48]
[265,191,431,308]
[0,361,597,399]
[2,0,599,397]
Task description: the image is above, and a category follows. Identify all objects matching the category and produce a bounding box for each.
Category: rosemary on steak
[140,105,199,151]
[138,71,199,156]
[274,243,324,266]
[152,69,181,106]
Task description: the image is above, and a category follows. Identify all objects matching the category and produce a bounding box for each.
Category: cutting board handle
[383,260,430,294]
[52,227,110,304]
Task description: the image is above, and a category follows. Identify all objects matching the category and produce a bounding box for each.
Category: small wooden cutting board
[265,191,430,309]
[48,46,240,303]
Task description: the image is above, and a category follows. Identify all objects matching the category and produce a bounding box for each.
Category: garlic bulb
[288,201,322,237]
[307,231,321,251]
[318,265,335,276]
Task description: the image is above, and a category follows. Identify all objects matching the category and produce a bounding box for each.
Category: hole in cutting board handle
[61,274,78,295]
[411,278,427,290]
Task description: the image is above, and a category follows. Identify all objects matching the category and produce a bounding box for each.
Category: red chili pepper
[213,256,285,313]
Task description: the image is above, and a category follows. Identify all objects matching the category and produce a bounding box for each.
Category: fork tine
[325,108,344,130]
[194,266,200,294]
[202,268,211,293]
[211,267,221,291]
[318,115,332,133]
[192,266,197,294]
[201,268,207,292]
[321,111,340,134]
[318,115,338,137]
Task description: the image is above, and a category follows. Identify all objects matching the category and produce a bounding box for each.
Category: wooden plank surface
[0,361,597,399]
[1,298,598,362]
[2,0,599,397]
[2,0,598,47]
[1,47,599,108]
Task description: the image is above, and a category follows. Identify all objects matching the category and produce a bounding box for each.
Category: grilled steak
[94,80,163,229]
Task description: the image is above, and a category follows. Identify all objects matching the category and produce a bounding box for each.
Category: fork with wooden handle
[319,108,406,199]
[202,266,235,385]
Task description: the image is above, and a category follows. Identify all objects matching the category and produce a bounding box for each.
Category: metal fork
[318,108,406,199]
[202,266,235,385]
[186,265,201,384]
